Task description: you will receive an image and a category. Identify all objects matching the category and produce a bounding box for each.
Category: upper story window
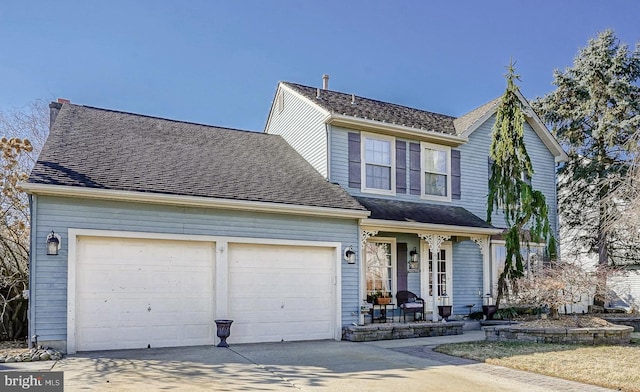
[421,142,451,201]
[362,133,395,195]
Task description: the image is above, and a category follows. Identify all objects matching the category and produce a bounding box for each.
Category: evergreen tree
[488,62,555,307]
[534,30,640,268]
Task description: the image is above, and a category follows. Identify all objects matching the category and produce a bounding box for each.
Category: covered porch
[355,197,503,325]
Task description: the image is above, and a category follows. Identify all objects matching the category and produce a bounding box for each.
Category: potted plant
[372,291,392,305]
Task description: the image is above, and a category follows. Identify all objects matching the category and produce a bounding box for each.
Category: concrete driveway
[0,332,614,391]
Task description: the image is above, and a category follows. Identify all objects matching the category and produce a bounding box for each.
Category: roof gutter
[327,114,467,147]
[22,183,370,220]
[361,218,503,236]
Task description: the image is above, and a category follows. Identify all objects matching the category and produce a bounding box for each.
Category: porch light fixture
[344,246,356,264]
[46,231,61,256]
[408,247,420,272]
[409,247,419,263]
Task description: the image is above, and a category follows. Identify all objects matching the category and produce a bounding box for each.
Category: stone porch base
[342,321,464,342]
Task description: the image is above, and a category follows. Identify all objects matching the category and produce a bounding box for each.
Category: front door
[422,243,452,311]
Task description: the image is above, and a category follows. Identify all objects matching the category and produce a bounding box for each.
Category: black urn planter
[482,305,498,320]
[215,319,234,347]
[438,305,452,321]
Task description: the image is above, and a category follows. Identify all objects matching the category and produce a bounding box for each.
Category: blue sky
[1,1,638,131]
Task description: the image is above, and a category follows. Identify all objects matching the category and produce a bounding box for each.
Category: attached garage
[66,231,342,353]
[228,243,336,344]
[72,236,216,352]
[26,102,367,353]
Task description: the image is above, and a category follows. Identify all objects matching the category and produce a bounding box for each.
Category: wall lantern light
[344,246,356,264]
[408,247,420,272]
[409,247,419,263]
[46,231,61,256]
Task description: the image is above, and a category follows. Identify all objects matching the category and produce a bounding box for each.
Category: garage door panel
[228,243,336,344]
[75,236,215,351]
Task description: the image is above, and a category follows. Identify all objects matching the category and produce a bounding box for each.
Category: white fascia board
[264,83,332,133]
[327,114,467,147]
[361,218,503,236]
[281,83,331,117]
[21,183,370,220]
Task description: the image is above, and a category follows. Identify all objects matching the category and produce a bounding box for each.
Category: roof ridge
[283,82,456,119]
[67,103,264,135]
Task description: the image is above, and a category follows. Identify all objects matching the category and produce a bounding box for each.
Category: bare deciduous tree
[0,100,48,340]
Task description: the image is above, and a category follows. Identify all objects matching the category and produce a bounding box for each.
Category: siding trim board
[23,183,369,220]
[327,115,467,146]
[362,219,502,236]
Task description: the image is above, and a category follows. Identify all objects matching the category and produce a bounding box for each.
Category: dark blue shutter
[451,149,461,200]
[396,243,408,292]
[409,143,421,195]
[348,133,361,188]
[396,141,406,194]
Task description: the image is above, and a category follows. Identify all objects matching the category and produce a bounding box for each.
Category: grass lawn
[435,332,640,392]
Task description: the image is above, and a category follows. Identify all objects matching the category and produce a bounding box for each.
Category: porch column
[470,236,491,299]
[419,233,450,321]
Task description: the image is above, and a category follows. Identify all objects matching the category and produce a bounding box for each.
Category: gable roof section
[355,196,497,232]
[453,97,500,134]
[26,103,367,215]
[453,90,568,162]
[282,82,458,135]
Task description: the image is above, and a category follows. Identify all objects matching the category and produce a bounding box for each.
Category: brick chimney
[49,98,70,129]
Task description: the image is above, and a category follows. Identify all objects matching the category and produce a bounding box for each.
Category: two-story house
[264,78,567,322]
[24,78,566,353]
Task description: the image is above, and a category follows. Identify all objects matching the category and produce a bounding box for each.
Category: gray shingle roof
[28,103,366,212]
[453,97,500,134]
[354,196,495,229]
[283,82,457,135]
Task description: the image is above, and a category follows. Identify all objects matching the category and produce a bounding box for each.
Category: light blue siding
[31,196,359,342]
[265,86,329,177]
[460,115,558,234]
[452,240,484,315]
[330,116,559,235]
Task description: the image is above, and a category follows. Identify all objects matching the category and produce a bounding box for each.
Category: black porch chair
[396,290,425,322]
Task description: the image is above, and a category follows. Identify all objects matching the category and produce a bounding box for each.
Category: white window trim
[363,237,397,300]
[361,132,396,196]
[421,142,451,202]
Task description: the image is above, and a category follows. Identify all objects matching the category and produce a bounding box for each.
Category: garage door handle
[148,306,151,312]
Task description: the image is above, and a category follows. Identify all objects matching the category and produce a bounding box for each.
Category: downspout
[28,194,37,347]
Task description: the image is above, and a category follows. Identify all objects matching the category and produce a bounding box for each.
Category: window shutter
[348,132,361,188]
[451,149,461,200]
[396,141,407,194]
[409,143,421,195]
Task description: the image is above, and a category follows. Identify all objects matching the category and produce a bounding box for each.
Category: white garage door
[228,243,336,344]
[75,236,215,351]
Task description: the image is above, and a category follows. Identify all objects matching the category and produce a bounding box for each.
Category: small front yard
[435,332,640,392]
